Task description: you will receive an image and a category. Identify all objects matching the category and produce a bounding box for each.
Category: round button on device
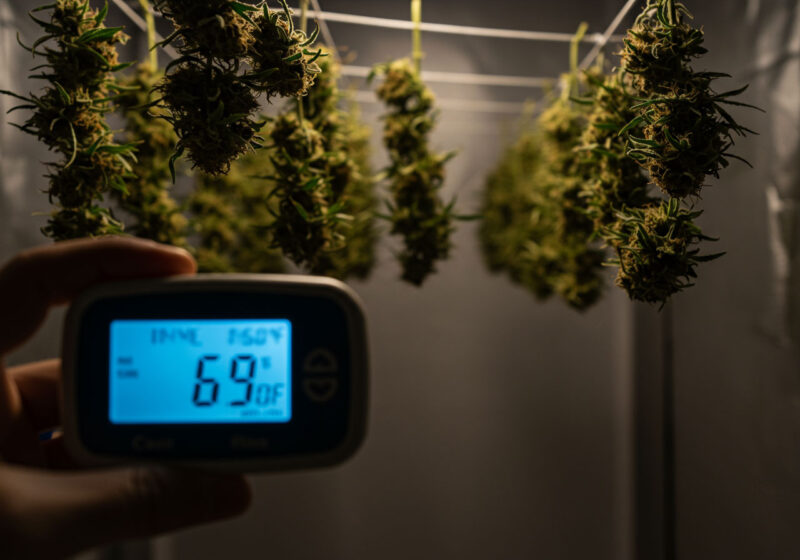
[303,348,339,374]
[304,378,339,403]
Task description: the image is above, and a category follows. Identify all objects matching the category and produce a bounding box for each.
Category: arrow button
[303,378,339,403]
[303,348,338,374]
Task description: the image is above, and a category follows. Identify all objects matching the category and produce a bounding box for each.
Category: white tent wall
[660,1,800,558]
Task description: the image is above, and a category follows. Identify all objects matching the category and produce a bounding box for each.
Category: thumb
[4,466,251,559]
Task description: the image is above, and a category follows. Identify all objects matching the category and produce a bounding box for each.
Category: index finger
[0,238,196,356]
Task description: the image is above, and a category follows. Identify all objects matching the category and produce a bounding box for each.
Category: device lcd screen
[109,319,292,424]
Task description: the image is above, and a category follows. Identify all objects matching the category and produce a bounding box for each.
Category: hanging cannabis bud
[480,119,543,276]
[481,27,605,311]
[620,0,756,198]
[580,72,652,236]
[585,0,760,305]
[318,103,378,280]
[156,63,261,175]
[153,0,262,174]
[245,0,323,100]
[606,198,723,305]
[153,0,323,175]
[297,48,377,279]
[371,59,455,286]
[116,63,187,245]
[267,112,347,270]
[153,0,255,60]
[1,0,134,239]
[520,85,605,311]
[189,145,285,274]
[228,150,286,274]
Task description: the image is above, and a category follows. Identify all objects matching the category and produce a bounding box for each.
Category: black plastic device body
[62,275,368,472]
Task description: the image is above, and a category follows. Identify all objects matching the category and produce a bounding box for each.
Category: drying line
[351,89,526,114]
[111,0,551,90]
[341,64,552,89]
[109,0,179,59]
[578,0,639,70]
[290,7,623,44]
[110,1,542,111]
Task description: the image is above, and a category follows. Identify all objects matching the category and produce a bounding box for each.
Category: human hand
[0,238,251,559]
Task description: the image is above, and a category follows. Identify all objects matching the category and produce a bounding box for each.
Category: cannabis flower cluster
[481,28,606,311]
[2,0,134,240]
[153,0,323,175]
[482,2,756,308]
[604,0,755,303]
[621,0,754,199]
[481,85,605,311]
[372,59,455,286]
[188,48,376,279]
[299,50,377,279]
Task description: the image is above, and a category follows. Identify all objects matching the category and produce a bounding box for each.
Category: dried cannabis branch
[1,0,134,240]
[153,0,323,175]
[245,0,323,100]
[606,198,722,304]
[371,59,455,286]
[481,27,605,311]
[580,72,652,236]
[584,0,759,305]
[483,92,604,310]
[189,141,285,274]
[299,49,377,279]
[266,111,348,270]
[620,0,757,199]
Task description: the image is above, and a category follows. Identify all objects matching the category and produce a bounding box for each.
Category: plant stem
[300,0,309,34]
[563,22,588,101]
[411,0,422,74]
[137,0,158,68]
[666,0,677,25]
[298,0,309,125]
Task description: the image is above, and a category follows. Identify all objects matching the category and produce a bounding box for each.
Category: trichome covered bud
[580,72,652,236]
[620,0,756,198]
[372,58,454,286]
[268,112,346,270]
[2,0,134,239]
[608,198,722,304]
[153,0,324,175]
[245,0,323,100]
[157,63,261,175]
[299,49,377,279]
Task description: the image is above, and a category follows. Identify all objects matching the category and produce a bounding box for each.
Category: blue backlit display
[109,319,292,424]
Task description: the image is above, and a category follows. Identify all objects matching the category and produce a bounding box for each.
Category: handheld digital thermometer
[62,275,368,472]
